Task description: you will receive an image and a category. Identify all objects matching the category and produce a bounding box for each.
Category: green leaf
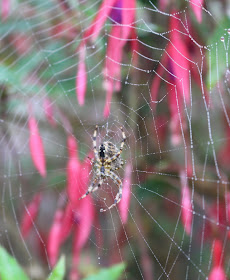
[82,263,125,280]
[0,246,29,280]
[207,17,230,89]
[47,256,66,280]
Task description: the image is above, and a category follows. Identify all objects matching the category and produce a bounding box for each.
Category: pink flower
[80,0,137,118]
[28,115,46,177]
[20,193,42,238]
[47,209,64,267]
[69,153,94,279]
[76,46,87,106]
[84,0,118,41]
[60,203,74,243]
[168,12,190,104]
[70,184,94,279]
[122,0,136,39]
[72,196,94,262]
[119,163,132,224]
[209,266,226,280]
[103,25,124,117]
[209,239,227,280]
[66,135,81,207]
[190,0,204,23]
[180,170,192,235]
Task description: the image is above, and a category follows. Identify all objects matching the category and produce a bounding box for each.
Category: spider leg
[90,178,103,194]
[100,171,122,212]
[105,127,126,164]
[93,125,99,162]
[87,156,95,165]
[79,176,101,200]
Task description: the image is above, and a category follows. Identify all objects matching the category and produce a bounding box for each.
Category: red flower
[20,193,42,238]
[119,163,132,224]
[28,115,46,177]
[60,203,74,243]
[47,209,64,267]
[79,0,137,118]
[66,135,81,207]
[76,46,87,106]
[209,239,227,280]
[180,170,192,235]
[190,0,204,23]
[70,156,94,280]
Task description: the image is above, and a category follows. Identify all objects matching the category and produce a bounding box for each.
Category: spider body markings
[80,125,126,212]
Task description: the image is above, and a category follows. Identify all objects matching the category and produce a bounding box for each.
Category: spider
[80,125,126,212]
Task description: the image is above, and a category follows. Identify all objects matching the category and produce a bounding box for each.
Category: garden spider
[80,125,126,212]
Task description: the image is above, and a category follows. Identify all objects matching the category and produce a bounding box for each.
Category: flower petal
[180,170,192,235]
[213,239,223,267]
[20,193,42,238]
[103,24,123,118]
[67,135,81,206]
[28,116,46,177]
[119,163,132,224]
[151,52,168,111]
[47,209,64,267]
[122,0,136,39]
[168,13,190,104]
[70,196,94,279]
[209,266,226,280]
[190,0,204,23]
[84,0,117,41]
[60,203,74,243]
[76,46,87,106]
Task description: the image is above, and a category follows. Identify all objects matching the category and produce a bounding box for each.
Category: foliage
[82,263,125,280]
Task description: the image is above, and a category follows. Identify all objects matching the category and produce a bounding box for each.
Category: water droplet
[100,208,104,212]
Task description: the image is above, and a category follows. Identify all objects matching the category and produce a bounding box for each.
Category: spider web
[1,0,230,279]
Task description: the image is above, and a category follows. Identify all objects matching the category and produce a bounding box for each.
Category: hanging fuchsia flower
[20,193,42,238]
[70,157,94,280]
[168,12,190,104]
[190,0,204,23]
[67,135,81,207]
[47,209,64,267]
[209,239,226,280]
[150,11,204,146]
[71,196,94,268]
[203,201,227,241]
[80,0,137,118]
[84,0,118,41]
[209,267,226,280]
[103,0,136,117]
[43,98,56,127]
[119,162,132,224]
[28,114,46,177]
[180,170,192,235]
[60,202,74,243]
[76,45,87,106]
